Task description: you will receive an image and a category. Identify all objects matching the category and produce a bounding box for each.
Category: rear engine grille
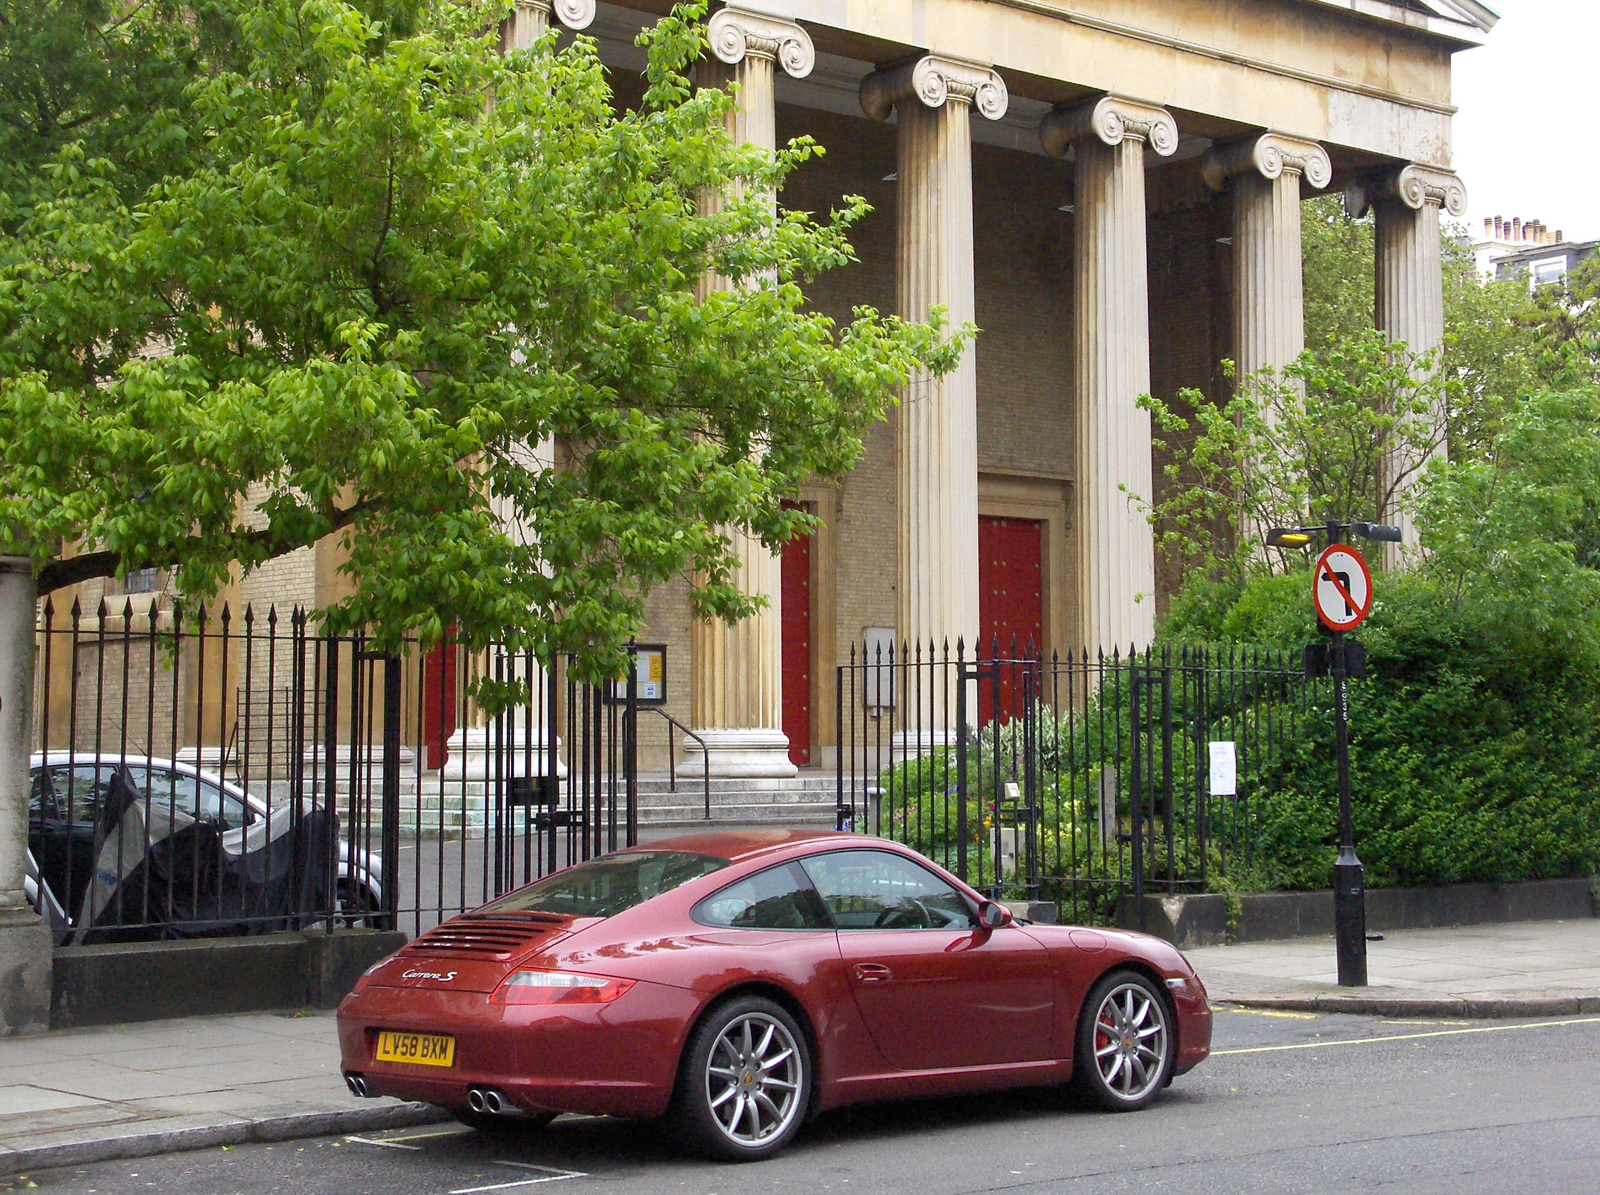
[408,915,563,959]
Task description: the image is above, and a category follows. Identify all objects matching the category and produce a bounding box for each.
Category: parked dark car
[27,752,382,941]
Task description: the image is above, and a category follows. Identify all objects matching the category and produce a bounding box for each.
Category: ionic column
[686,8,814,779]
[501,0,594,49]
[1204,133,1332,379]
[861,56,1007,666]
[1351,165,1467,564]
[1041,95,1176,655]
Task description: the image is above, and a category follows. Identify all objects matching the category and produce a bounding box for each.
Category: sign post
[1271,520,1399,989]
[1313,537,1373,987]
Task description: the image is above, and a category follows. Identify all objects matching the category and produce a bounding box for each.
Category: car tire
[672,995,811,1162]
[1071,969,1175,1112]
[450,1108,558,1134]
[336,880,379,929]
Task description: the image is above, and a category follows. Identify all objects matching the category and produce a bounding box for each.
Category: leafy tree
[0,0,235,219]
[0,0,964,690]
[1301,194,1374,348]
[1140,332,1448,581]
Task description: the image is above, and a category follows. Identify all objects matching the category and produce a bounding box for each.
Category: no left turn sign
[1314,544,1373,632]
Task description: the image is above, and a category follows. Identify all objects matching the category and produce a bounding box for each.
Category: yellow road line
[1224,1008,1318,1020]
[1213,1015,1600,1056]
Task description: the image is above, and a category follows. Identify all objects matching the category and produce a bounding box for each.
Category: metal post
[625,646,639,848]
[380,656,402,931]
[1332,630,1367,985]
[955,654,969,884]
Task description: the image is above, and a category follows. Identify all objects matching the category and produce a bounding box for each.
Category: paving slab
[1189,917,1600,1017]
[0,1010,445,1177]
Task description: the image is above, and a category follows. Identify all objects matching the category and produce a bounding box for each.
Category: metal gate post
[1161,655,1175,895]
[547,658,562,874]
[321,635,340,932]
[380,655,402,930]
[1128,667,1145,932]
[955,653,969,884]
[625,646,639,848]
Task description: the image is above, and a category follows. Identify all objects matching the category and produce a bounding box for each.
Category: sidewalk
[1190,918,1600,1017]
[1,918,1597,1176]
[0,1010,443,1176]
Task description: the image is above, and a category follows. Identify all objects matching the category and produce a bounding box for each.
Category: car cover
[73,766,333,942]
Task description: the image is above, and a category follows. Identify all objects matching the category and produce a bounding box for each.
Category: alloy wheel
[703,1011,804,1148]
[1091,981,1169,1102]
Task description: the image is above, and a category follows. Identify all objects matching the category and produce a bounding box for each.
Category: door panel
[978,516,1043,725]
[781,511,813,767]
[801,849,1054,1071]
[831,927,1055,1070]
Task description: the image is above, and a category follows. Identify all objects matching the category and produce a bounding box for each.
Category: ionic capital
[1346,164,1468,218]
[1039,94,1178,160]
[708,6,814,78]
[513,0,594,32]
[1202,132,1332,193]
[860,55,1009,124]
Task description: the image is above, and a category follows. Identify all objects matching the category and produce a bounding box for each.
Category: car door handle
[853,963,892,984]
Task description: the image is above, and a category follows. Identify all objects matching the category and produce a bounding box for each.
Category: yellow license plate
[375,1031,456,1067]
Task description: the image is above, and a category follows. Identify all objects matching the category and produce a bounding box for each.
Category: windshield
[483,851,729,919]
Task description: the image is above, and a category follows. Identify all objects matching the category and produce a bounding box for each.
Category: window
[1531,256,1568,287]
[138,768,252,830]
[123,568,161,595]
[800,849,974,930]
[484,851,729,919]
[42,765,120,826]
[693,863,832,930]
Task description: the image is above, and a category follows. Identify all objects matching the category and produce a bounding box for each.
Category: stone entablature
[773,0,1469,167]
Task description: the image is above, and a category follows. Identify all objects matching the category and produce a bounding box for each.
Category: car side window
[800,850,975,930]
[29,769,56,819]
[694,863,832,930]
[47,765,118,826]
[144,769,251,830]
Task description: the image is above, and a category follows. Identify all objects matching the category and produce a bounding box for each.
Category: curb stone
[1218,994,1600,1019]
[0,1101,451,1177]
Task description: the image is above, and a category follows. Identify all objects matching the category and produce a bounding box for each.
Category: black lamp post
[1266,520,1402,988]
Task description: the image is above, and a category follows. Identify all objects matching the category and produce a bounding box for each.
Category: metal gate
[28,598,639,943]
[836,641,1314,926]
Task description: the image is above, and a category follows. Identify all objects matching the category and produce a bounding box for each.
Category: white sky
[1452,0,1600,243]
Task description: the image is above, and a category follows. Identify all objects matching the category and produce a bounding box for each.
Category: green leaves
[1141,330,1449,580]
[2,0,963,695]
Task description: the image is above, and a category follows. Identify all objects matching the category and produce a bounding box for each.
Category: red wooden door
[423,640,458,770]
[781,517,813,767]
[978,516,1043,725]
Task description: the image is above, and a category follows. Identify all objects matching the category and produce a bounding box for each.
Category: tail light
[490,969,636,1006]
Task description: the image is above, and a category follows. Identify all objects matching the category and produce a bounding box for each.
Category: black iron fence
[836,640,1317,926]
[28,597,639,943]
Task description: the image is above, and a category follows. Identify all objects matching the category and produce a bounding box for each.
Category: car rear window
[482,851,729,919]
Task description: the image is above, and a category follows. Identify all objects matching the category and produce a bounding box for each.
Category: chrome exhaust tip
[467,1087,488,1113]
[345,1073,370,1098]
[483,1090,505,1115]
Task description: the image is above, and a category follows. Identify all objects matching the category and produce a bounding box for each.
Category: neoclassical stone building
[175,0,1489,779]
[528,0,1490,778]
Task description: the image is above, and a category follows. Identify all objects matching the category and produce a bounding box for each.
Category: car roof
[627,828,857,863]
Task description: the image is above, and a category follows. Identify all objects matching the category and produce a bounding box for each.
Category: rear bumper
[337,980,701,1119]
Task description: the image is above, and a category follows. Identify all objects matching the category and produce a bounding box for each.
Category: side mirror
[978,900,1011,930]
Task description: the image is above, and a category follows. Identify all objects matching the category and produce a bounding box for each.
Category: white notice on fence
[1209,741,1237,796]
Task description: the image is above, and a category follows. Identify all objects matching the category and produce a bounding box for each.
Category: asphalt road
[11,1011,1600,1195]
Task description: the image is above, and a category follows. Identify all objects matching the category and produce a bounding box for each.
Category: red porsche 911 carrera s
[338,829,1212,1160]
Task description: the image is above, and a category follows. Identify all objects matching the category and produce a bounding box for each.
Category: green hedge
[1171,571,1600,890]
[874,570,1600,897]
